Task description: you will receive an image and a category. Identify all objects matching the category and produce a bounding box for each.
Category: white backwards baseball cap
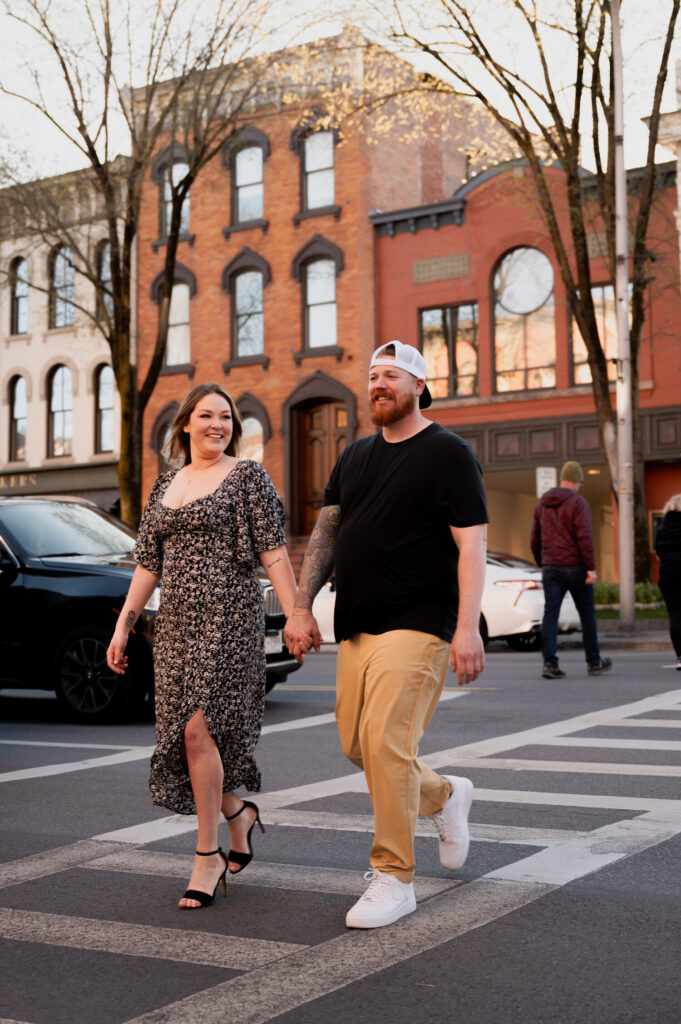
[370,340,432,409]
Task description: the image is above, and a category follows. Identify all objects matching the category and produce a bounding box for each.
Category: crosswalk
[2,686,681,1024]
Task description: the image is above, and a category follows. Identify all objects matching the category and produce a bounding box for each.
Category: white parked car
[311,551,581,652]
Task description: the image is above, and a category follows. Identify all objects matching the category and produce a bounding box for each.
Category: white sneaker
[345,869,416,929]
[430,775,474,871]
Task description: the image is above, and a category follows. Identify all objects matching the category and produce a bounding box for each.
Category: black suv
[0,496,299,722]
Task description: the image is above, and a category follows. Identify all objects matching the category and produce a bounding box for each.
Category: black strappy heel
[179,848,227,908]
[225,800,265,874]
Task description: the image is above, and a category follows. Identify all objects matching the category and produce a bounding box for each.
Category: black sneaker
[588,658,613,675]
[542,664,565,679]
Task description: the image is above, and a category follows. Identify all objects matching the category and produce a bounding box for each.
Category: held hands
[107,628,130,675]
[450,625,486,687]
[284,608,322,663]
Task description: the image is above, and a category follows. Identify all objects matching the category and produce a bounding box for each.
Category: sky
[0,1,679,180]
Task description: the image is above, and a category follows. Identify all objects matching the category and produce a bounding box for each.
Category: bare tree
[0,0,309,525]
[361,0,680,580]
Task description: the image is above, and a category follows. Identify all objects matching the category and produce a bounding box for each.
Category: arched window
[235,147,264,223]
[150,401,180,473]
[493,247,556,392]
[10,257,28,335]
[303,131,335,210]
[48,365,73,456]
[165,283,191,366]
[49,246,75,328]
[290,112,340,219]
[291,236,343,358]
[8,375,27,461]
[96,240,113,320]
[233,271,264,357]
[305,259,337,349]
[95,364,115,453]
[241,415,264,463]
[161,161,190,239]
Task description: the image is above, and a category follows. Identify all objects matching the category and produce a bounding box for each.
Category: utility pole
[611,0,635,630]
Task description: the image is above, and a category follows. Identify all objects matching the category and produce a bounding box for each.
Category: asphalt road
[1,644,680,1024]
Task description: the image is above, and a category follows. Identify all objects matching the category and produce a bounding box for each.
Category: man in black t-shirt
[284,340,488,929]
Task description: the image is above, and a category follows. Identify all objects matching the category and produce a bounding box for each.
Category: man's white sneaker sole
[432,775,474,871]
[346,872,416,929]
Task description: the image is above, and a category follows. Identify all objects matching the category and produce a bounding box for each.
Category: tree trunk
[117,369,142,528]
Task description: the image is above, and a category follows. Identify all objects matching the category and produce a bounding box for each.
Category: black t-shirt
[323,422,488,643]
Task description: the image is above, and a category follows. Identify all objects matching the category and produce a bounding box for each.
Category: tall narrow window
[9,375,27,461]
[304,131,334,210]
[165,283,191,366]
[235,147,264,223]
[49,246,75,328]
[95,365,114,453]
[571,283,627,384]
[420,303,479,398]
[10,257,28,335]
[494,247,556,392]
[233,271,264,357]
[48,365,73,457]
[241,415,264,463]
[96,240,113,319]
[161,161,190,239]
[305,259,336,349]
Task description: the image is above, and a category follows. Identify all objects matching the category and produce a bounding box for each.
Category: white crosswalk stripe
[2,687,681,1024]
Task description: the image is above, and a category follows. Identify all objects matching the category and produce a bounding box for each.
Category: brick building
[135,30,514,548]
[371,161,681,578]
[0,167,120,507]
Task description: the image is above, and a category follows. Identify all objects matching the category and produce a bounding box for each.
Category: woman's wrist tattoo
[124,610,136,630]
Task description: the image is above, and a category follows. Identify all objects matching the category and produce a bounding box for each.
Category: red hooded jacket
[530,487,596,570]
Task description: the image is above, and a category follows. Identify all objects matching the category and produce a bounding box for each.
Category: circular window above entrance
[495,247,553,315]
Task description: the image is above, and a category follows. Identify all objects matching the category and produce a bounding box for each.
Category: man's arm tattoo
[124,610,137,630]
[295,505,341,609]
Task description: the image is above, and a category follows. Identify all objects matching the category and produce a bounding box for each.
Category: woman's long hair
[168,383,242,466]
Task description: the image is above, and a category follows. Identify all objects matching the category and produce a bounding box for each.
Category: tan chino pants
[336,629,453,883]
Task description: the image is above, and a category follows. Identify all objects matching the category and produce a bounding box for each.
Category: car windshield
[0,502,136,558]
[487,551,537,571]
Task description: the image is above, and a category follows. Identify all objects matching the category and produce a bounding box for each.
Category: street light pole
[611,0,635,630]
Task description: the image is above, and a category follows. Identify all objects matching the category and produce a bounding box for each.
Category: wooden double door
[294,400,349,534]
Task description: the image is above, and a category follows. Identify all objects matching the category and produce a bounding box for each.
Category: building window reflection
[494,247,556,392]
[571,283,628,384]
[48,364,73,457]
[420,303,478,398]
[9,375,27,461]
[233,271,264,357]
[305,258,336,349]
[95,364,115,453]
[241,415,264,463]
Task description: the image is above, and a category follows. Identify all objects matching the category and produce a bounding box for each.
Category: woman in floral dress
[107,383,299,909]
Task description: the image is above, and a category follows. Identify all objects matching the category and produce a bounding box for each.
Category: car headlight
[494,580,543,591]
[144,585,161,612]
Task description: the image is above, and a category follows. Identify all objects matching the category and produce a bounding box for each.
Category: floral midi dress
[132,459,286,814]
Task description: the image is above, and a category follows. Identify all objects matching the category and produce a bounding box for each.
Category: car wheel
[54,625,132,723]
[506,631,542,652]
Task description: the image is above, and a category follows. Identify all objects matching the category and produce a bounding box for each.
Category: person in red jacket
[530,460,612,679]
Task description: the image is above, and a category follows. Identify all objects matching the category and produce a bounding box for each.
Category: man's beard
[370,390,417,427]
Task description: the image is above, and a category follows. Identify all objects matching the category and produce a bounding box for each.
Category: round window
[495,247,553,315]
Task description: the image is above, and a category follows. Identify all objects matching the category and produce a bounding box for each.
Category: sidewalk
[559,617,673,652]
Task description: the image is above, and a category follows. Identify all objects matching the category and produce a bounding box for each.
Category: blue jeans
[541,565,601,667]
